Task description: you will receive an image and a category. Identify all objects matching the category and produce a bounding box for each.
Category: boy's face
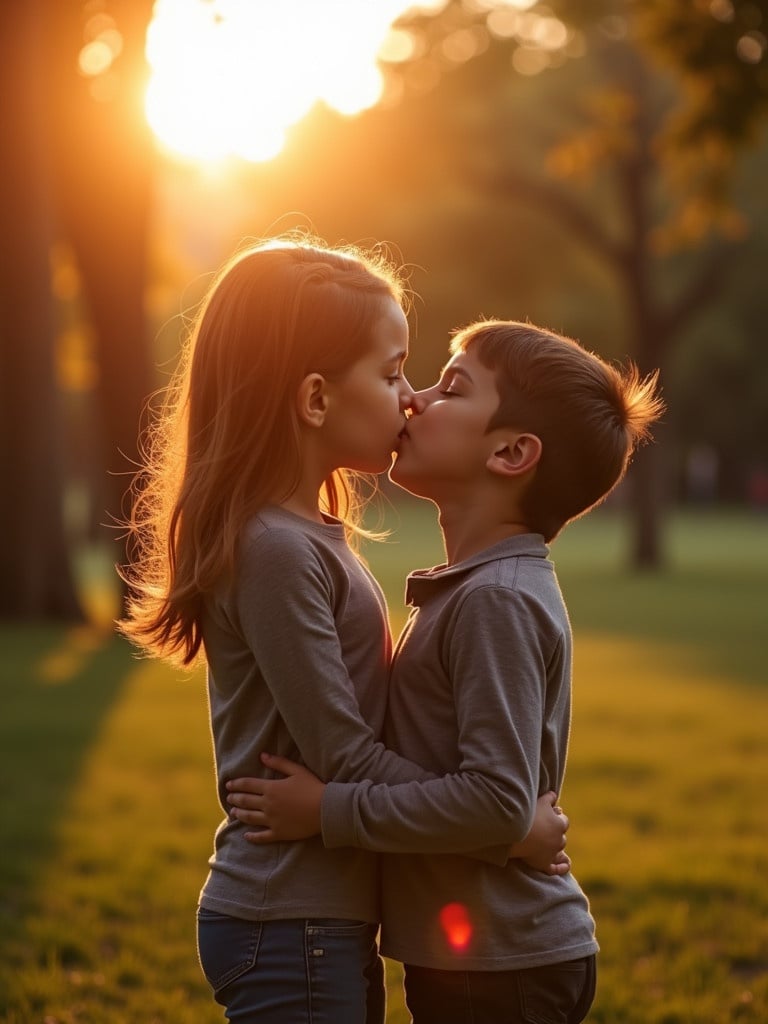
[391,345,504,499]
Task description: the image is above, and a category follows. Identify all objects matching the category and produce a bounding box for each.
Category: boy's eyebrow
[440,364,473,383]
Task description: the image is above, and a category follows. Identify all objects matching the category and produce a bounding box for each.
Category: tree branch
[659,242,741,342]
[482,168,627,269]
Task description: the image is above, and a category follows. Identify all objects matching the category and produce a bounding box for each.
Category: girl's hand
[226,753,325,843]
[510,791,571,876]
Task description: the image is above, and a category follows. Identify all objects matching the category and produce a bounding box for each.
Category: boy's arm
[233,535,524,867]
[228,757,569,875]
[229,587,572,865]
[316,586,553,854]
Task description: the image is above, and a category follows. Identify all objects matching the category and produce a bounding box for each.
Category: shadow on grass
[0,625,136,954]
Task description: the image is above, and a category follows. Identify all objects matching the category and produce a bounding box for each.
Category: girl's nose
[408,386,435,416]
[399,375,415,411]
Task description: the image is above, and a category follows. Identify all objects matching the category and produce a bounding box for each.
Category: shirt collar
[405,533,549,606]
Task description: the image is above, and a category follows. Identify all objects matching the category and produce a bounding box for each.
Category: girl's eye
[387,374,402,384]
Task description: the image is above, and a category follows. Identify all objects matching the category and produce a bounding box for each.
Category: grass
[1,506,767,1022]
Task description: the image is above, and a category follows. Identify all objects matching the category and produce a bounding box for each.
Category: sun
[142,0,449,164]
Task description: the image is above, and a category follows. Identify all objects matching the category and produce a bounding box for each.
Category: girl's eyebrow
[383,350,408,366]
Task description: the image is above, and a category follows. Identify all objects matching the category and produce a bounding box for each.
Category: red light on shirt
[439,902,473,951]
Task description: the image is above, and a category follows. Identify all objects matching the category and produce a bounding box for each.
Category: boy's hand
[510,791,571,876]
[226,753,325,843]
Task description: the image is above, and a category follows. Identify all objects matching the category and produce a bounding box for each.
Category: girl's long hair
[118,235,406,667]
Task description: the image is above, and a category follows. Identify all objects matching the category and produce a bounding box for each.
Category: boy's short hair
[452,320,664,542]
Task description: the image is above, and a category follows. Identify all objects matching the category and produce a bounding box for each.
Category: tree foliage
[397,0,768,242]
[382,0,768,563]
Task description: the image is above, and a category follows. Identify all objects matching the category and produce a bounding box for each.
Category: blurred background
[1,4,768,1022]
[1,0,767,622]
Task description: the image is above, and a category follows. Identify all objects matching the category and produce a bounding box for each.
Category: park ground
[0,506,766,1022]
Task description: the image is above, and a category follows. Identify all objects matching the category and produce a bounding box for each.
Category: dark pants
[197,908,384,1024]
[404,954,596,1024]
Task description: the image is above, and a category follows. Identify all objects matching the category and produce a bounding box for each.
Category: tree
[385,0,768,567]
[0,0,155,620]
[46,0,156,603]
[0,2,82,618]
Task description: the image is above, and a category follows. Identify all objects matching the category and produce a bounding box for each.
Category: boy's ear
[487,432,542,477]
[296,373,328,427]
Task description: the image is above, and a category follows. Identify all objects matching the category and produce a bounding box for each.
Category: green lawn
[0,507,766,1022]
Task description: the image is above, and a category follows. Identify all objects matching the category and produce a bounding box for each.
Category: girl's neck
[278,490,325,524]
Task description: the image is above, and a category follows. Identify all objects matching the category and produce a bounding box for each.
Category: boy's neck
[437,499,531,565]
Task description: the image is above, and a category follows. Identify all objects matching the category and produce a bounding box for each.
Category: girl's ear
[486,432,542,477]
[296,373,328,427]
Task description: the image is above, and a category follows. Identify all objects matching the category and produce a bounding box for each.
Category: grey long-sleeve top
[321,535,599,969]
[198,506,435,923]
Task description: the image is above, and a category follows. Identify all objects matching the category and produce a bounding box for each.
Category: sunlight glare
[146,0,427,163]
[144,0,569,162]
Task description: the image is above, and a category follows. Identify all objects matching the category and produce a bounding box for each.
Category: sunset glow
[143,0,441,162]
[136,0,569,164]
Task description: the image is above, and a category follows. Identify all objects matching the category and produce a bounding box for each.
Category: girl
[119,236,566,1024]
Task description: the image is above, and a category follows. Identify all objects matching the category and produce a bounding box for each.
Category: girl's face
[321,297,413,474]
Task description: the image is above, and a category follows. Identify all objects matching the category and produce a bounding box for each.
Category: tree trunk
[0,1,83,619]
[615,46,666,570]
[627,440,666,568]
[46,0,157,606]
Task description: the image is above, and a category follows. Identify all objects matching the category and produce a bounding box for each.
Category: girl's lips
[393,428,409,455]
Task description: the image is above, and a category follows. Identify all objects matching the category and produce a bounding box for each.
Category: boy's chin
[388,461,431,499]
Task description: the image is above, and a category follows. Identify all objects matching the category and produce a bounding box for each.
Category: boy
[229,320,664,1023]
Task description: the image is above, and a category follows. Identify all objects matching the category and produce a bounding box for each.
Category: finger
[548,860,571,876]
[227,792,265,810]
[226,778,266,794]
[260,752,305,776]
[230,807,267,825]
[244,829,277,844]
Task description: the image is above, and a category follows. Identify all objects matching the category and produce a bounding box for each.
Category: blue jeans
[197,907,384,1024]
[403,954,596,1024]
